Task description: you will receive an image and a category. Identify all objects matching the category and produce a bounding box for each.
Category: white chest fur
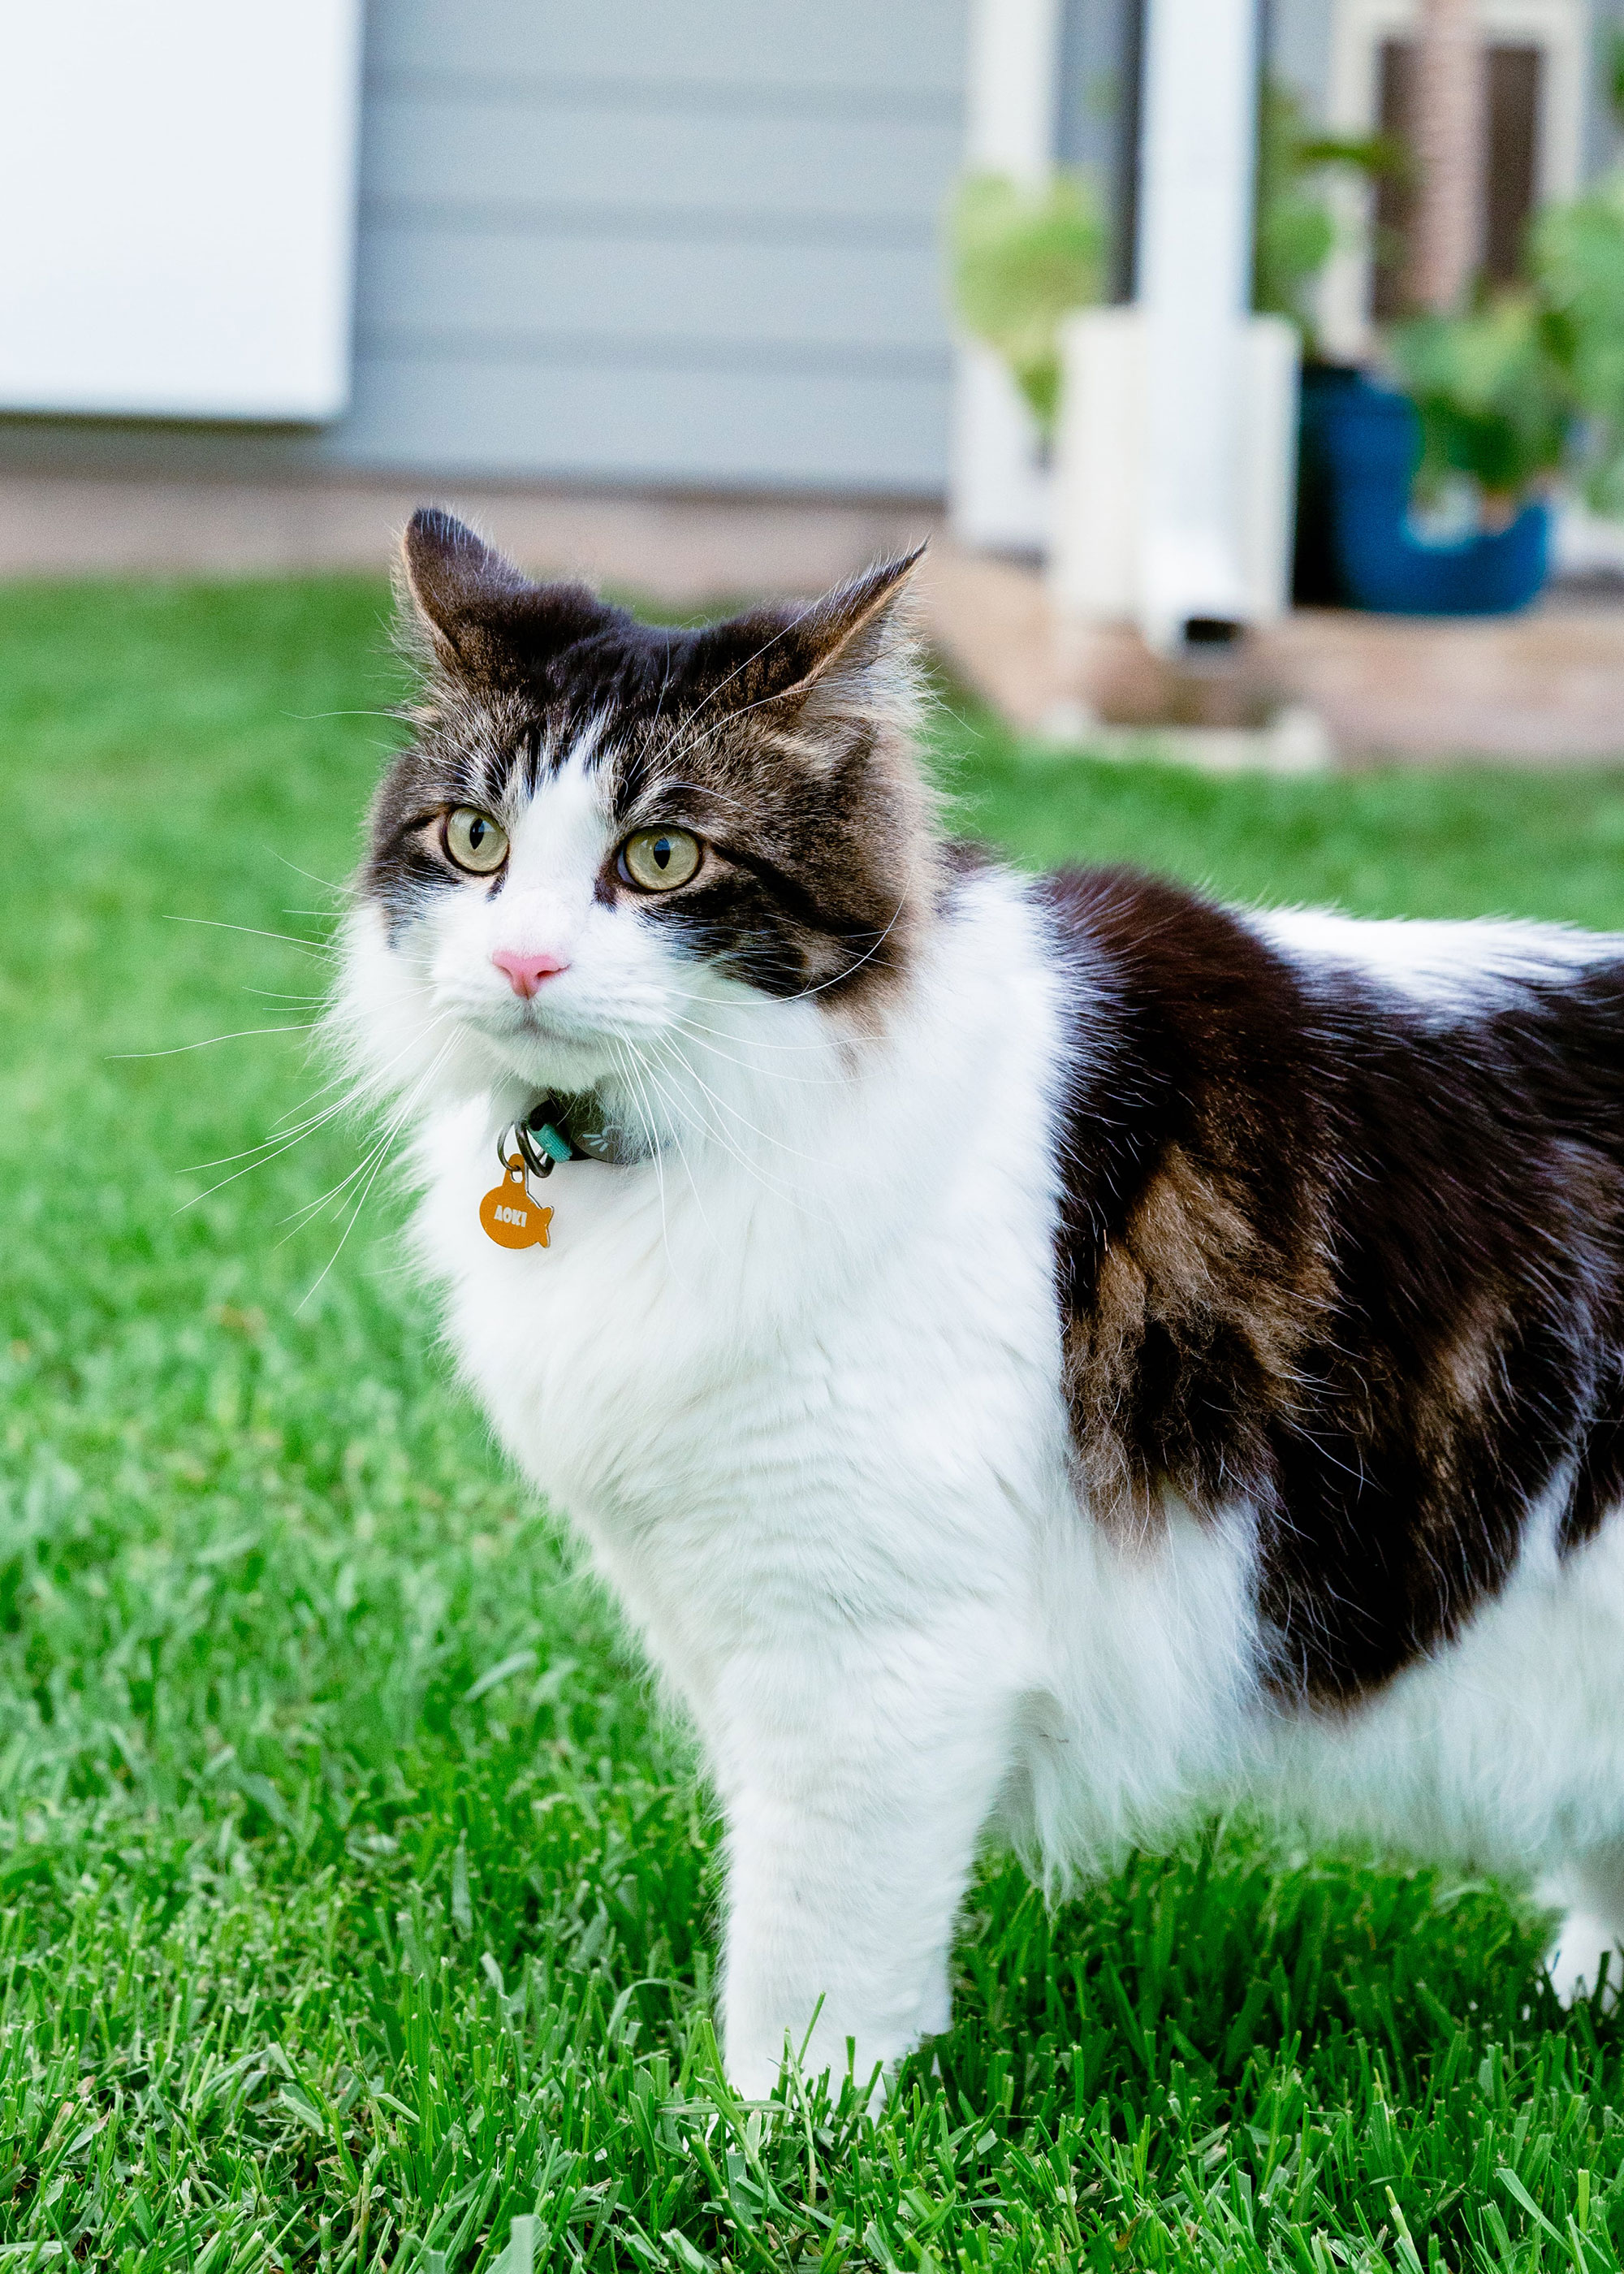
[412,879,1073,1726]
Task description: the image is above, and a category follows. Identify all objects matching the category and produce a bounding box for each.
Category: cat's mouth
[454,987,641,1091]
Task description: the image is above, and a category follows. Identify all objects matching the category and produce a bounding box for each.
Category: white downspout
[1135,0,1261,646]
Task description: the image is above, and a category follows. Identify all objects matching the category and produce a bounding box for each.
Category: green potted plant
[1388,291,1570,521]
[1307,174,1624,614]
[946,89,1381,437]
[1530,170,1624,515]
[1253,78,1400,352]
[946,169,1105,445]
[1307,293,1561,612]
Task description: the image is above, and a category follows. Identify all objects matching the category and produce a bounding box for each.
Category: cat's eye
[443,807,509,875]
[619,828,702,893]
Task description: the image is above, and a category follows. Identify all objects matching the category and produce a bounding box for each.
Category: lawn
[6,575,1624,2272]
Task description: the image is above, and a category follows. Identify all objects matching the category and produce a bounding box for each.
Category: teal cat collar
[499,1094,641,1180]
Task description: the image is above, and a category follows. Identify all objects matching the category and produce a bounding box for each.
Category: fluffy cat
[333,508,1624,2098]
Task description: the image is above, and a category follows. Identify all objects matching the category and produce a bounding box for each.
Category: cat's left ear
[776,546,927,715]
[693,545,927,732]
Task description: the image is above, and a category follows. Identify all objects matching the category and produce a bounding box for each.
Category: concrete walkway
[926,545,1624,766]
[0,469,941,607]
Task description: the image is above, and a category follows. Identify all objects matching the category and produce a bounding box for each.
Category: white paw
[918,1973,953,2039]
[1545,1909,1622,2008]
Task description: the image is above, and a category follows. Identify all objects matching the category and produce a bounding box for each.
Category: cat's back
[1038,864,1624,1713]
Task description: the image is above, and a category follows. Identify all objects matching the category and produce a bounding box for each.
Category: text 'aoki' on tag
[478,1158,553,1250]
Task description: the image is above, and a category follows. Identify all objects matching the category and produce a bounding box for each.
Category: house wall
[1056,0,1142,292]
[1583,0,1624,174]
[1270,0,1340,115]
[343,0,969,492]
[0,0,969,499]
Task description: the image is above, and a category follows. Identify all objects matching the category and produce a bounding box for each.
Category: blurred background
[6,0,1624,763]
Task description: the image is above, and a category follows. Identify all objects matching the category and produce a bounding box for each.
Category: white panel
[1049,309,1146,615]
[962,0,1061,182]
[948,0,1060,549]
[949,347,1050,549]
[1237,317,1302,625]
[1049,309,1299,625]
[0,0,364,421]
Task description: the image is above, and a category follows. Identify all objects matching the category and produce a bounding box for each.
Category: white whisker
[110,1023,317,1061]
[265,848,354,896]
[645,1036,812,1215]
[165,915,334,957]
[274,1050,447,1237]
[179,1097,351,1177]
[175,1013,451,1193]
[667,1015,846,1087]
[655,1040,824,1167]
[655,595,827,763]
[780,895,908,1005]
[611,1040,685,1269]
[296,1036,457,1307]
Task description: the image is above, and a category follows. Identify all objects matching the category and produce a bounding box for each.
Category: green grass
[6,576,1624,2272]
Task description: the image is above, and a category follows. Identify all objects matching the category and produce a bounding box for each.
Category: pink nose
[492,949,569,998]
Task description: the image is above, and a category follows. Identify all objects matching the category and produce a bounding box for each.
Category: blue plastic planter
[1296,367,1548,616]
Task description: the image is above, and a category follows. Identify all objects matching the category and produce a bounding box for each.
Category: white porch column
[948,0,1062,552]
[1135,0,1261,646]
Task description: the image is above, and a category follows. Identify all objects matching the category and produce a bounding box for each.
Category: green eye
[443,807,508,875]
[619,827,702,893]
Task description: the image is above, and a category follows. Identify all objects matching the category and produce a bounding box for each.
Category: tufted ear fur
[398,507,611,686]
[685,545,928,737]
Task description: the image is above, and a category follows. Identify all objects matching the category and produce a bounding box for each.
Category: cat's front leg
[1542,1844,1624,2006]
[710,1632,1022,2100]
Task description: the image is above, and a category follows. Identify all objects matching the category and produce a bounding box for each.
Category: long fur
[330,511,1624,2093]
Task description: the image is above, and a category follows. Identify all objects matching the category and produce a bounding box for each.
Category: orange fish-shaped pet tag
[479,1156,553,1250]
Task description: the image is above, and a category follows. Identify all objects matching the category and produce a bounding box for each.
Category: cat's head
[336,509,936,1120]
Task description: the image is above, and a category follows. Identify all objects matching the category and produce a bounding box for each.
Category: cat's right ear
[398,508,607,684]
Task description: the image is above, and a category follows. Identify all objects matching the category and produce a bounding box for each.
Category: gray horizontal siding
[367,0,966,102]
[329,353,951,491]
[361,89,959,227]
[356,227,947,357]
[1268,0,1336,117]
[313,0,968,494]
[1584,0,1624,179]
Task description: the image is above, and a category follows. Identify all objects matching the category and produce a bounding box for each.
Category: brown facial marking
[365,508,939,1005]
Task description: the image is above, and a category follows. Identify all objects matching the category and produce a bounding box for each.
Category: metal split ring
[496,1121,556,1178]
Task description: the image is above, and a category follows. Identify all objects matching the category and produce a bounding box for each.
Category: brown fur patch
[1044,869,1624,1706]
[1064,1142,1330,1531]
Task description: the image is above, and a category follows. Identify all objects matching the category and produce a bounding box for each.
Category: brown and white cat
[334,507,1624,2096]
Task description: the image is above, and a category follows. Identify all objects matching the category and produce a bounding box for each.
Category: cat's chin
[479,1022,628,1098]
